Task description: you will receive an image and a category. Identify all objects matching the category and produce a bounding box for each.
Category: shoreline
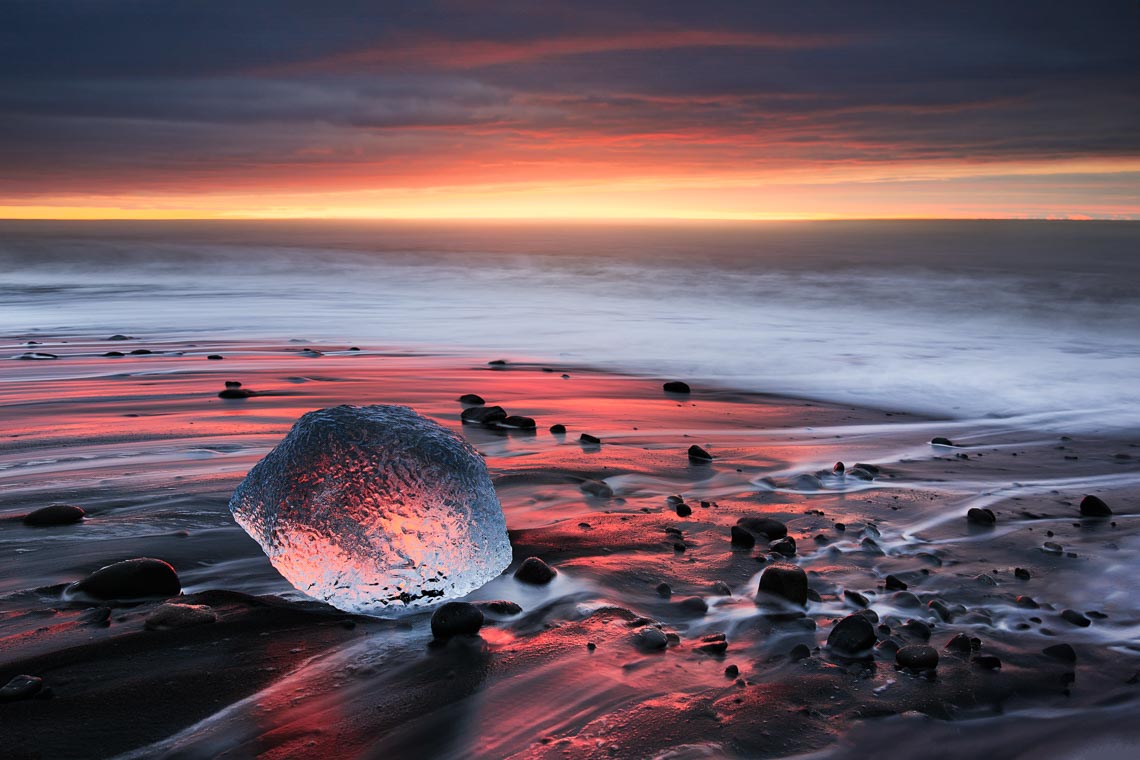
[1,336,1138,758]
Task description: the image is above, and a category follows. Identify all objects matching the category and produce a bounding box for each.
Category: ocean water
[2,219,1138,432]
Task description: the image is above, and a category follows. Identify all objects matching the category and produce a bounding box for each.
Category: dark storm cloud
[0,0,1137,196]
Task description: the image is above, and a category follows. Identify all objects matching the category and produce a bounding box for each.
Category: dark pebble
[770,536,797,557]
[500,415,537,430]
[635,627,669,651]
[676,502,692,517]
[1043,643,1077,662]
[549,423,566,434]
[833,461,845,474]
[944,633,977,653]
[129,349,152,355]
[1015,595,1040,609]
[730,525,756,548]
[461,405,508,425]
[0,675,44,701]
[458,393,485,405]
[225,381,242,388]
[896,644,939,670]
[1060,609,1091,627]
[724,664,740,677]
[756,564,808,606]
[656,582,673,598]
[587,642,596,651]
[18,352,58,360]
[488,359,508,366]
[23,503,85,526]
[827,614,876,656]
[663,381,691,393]
[206,354,224,360]
[1014,567,1031,580]
[789,643,812,661]
[580,480,614,498]
[103,351,125,357]
[579,433,601,445]
[107,334,131,341]
[967,507,996,526]
[687,444,713,462]
[931,437,955,446]
[514,557,557,585]
[476,600,523,615]
[885,574,907,591]
[736,517,787,540]
[711,581,732,596]
[218,388,254,399]
[843,589,869,608]
[145,603,217,630]
[900,619,932,641]
[677,597,708,616]
[1079,495,1112,517]
[697,632,728,654]
[75,558,181,600]
[430,602,484,639]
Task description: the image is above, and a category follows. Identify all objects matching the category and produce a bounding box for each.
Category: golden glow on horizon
[3,156,1138,221]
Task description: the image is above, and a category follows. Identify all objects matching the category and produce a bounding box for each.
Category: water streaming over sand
[3,220,1138,432]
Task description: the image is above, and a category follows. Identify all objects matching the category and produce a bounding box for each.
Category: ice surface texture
[229,405,511,613]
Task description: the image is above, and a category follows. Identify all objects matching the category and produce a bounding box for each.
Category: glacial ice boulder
[229,405,512,613]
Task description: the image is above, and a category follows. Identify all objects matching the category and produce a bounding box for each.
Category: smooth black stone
[896,644,939,670]
[725,664,740,677]
[697,633,728,654]
[847,466,875,481]
[18,352,58,360]
[967,507,996,526]
[487,359,508,366]
[457,393,485,405]
[770,536,797,557]
[793,473,822,491]
[884,574,908,591]
[430,602,484,639]
[663,380,691,393]
[579,433,601,445]
[579,480,614,498]
[736,517,787,540]
[348,347,361,351]
[460,405,508,425]
[676,502,692,517]
[206,354,224,360]
[224,381,242,388]
[514,557,557,585]
[832,461,845,474]
[853,463,881,474]
[500,415,536,429]
[944,633,976,653]
[103,351,125,357]
[827,614,876,656]
[730,525,756,548]
[843,589,869,607]
[0,675,43,702]
[1014,567,1031,580]
[129,349,153,355]
[635,627,669,651]
[1043,643,1077,662]
[1079,495,1112,517]
[656,582,673,598]
[931,437,955,446]
[1061,609,1091,627]
[549,423,566,434]
[687,444,713,462]
[757,564,808,606]
[218,389,254,399]
[23,503,85,526]
[107,334,131,341]
[76,558,181,599]
[677,597,708,615]
[476,600,523,615]
[789,643,812,661]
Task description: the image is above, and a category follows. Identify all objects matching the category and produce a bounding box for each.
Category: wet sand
[1,336,1138,759]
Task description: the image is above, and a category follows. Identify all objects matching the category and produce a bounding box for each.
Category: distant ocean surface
[2,219,1138,432]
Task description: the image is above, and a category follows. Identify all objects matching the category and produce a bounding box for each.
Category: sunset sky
[1,1,1137,220]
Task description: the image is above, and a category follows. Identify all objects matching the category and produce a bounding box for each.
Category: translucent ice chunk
[229,405,511,613]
